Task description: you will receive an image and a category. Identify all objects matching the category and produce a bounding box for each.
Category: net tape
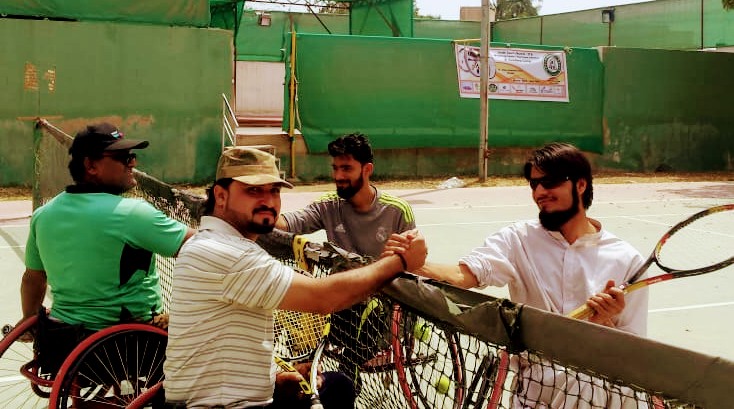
[34,118,734,409]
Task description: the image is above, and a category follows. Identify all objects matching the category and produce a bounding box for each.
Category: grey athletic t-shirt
[282,188,415,258]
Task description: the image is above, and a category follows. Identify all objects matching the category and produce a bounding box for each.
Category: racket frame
[568,204,734,319]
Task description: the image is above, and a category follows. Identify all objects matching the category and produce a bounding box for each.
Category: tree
[314,0,349,14]
[494,0,542,21]
[724,0,734,10]
[315,0,439,18]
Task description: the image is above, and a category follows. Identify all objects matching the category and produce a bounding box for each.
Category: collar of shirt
[65,184,121,195]
[199,215,246,239]
[546,217,603,247]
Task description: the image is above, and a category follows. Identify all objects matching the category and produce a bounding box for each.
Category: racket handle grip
[568,283,634,320]
[567,304,594,320]
[310,396,324,409]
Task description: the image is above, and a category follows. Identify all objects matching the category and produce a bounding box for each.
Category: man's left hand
[586,280,625,327]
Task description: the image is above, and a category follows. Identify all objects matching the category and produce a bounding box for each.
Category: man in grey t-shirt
[276,133,415,258]
[274,133,416,384]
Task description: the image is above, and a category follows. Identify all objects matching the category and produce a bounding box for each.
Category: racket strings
[656,209,734,271]
[273,261,332,359]
[274,310,329,358]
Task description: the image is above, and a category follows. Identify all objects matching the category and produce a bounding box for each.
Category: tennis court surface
[1,179,732,408]
[278,180,734,361]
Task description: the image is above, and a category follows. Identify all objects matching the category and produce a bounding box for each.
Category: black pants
[34,309,95,377]
[268,371,355,408]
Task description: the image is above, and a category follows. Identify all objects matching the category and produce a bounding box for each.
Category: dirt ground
[1,171,731,201]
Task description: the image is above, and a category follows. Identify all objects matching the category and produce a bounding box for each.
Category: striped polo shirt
[164,216,294,408]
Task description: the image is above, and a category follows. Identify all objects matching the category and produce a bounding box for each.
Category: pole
[288,19,297,179]
[478,0,491,182]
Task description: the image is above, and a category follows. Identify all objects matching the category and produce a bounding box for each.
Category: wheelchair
[0,313,167,408]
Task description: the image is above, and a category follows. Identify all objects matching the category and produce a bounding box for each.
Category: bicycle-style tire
[48,323,167,409]
[0,315,51,408]
[392,304,465,409]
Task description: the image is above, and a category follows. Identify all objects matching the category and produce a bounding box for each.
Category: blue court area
[1,180,733,362]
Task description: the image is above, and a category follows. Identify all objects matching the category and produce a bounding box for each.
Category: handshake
[381,229,428,272]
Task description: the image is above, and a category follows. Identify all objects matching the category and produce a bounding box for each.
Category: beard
[336,174,364,200]
[538,184,581,231]
[248,206,277,234]
[222,199,278,236]
[247,221,275,235]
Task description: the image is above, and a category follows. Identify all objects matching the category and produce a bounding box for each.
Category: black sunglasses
[102,152,137,166]
[528,175,570,190]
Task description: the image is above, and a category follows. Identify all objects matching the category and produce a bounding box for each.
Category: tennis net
[35,118,734,409]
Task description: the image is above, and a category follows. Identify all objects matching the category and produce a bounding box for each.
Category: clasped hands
[381,229,427,272]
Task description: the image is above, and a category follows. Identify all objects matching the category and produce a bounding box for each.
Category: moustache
[253,207,277,218]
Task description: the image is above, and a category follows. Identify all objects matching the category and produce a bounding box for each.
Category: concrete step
[235,127,307,156]
[236,115,282,127]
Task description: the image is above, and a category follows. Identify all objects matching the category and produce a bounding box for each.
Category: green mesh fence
[413,19,479,40]
[494,0,734,50]
[0,0,210,27]
[285,34,604,154]
[597,47,734,172]
[613,0,702,49]
[541,10,611,47]
[235,10,482,62]
[349,0,413,37]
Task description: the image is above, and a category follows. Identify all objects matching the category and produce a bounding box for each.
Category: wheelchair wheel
[0,315,51,408]
[48,323,167,409]
[123,381,163,409]
[393,305,465,409]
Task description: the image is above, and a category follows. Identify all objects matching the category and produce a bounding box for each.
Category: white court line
[617,215,684,227]
[418,220,520,227]
[411,197,724,211]
[0,245,25,249]
[649,301,734,313]
[416,212,715,228]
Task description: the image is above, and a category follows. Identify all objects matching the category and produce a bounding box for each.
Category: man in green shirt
[21,123,194,346]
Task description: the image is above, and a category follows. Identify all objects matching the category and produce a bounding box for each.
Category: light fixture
[601,8,615,23]
[258,12,271,27]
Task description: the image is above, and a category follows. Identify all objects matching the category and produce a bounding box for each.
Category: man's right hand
[12,317,34,343]
[385,229,427,271]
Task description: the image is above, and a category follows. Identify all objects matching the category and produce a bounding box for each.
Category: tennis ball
[435,375,451,395]
[413,321,431,343]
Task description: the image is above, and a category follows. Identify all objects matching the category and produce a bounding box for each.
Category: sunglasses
[102,152,137,166]
[528,175,570,190]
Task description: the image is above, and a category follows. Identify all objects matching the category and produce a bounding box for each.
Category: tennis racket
[273,308,330,409]
[569,203,734,319]
[271,234,331,409]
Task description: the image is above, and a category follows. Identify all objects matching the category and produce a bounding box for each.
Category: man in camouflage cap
[164,147,428,408]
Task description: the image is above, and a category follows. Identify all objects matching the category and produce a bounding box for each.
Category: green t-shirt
[25,191,187,331]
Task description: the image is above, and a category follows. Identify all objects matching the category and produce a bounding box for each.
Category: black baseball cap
[69,123,149,157]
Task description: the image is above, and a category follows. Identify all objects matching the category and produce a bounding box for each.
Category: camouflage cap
[215,147,293,188]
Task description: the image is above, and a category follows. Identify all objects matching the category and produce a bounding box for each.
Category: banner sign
[455,44,569,102]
